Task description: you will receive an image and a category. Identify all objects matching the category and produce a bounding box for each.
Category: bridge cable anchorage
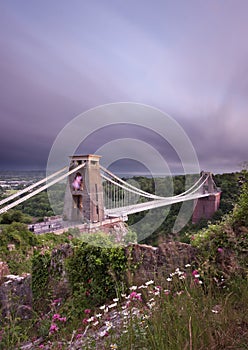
[0,163,86,215]
[101,165,207,200]
[0,166,68,207]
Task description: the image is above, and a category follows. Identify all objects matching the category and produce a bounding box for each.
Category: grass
[1,264,246,349]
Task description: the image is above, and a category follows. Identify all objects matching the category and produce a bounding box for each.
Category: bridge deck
[105,192,219,217]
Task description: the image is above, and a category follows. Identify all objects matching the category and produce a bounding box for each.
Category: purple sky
[1,0,248,173]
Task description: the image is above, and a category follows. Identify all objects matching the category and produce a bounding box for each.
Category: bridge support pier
[63,155,104,223]
[192,192,221,224]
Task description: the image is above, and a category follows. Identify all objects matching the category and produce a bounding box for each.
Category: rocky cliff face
[0,241,196,320]
[0,273,32,319]
[125,241,197,285]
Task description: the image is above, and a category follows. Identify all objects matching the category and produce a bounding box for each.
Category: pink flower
[52,313,61,321]
[217,247,224,253]
[76,334,82,339]
[52,298,62,305]
[129,291,142,301]
[84,308,91,314]
[39,345,45,349]
[58,316,67,322]
[49,323,59,333]
[192,270,199,277]
[82,318,88,325]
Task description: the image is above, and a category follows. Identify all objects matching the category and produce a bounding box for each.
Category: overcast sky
[0,0,248,174]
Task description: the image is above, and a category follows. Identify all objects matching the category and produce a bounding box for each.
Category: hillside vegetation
[0,172,247,349]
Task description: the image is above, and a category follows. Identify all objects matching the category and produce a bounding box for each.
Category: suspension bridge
[0,155,221,230]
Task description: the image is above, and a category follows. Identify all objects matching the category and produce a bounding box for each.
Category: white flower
[185,264,191,268]
[93,320,99,326]
[211,309,219,314]
[99,305,105,310]
[87,316,95,323]
[121,293,126,298]
[109,302,117,308]
[99,330,108,337]
[95,313,102,318]
[167,277,172,282]
[113,298,119,302]
[105,321,113,329]
[145,280,154,286]
[129,285,137,290]
[138,284,148,289]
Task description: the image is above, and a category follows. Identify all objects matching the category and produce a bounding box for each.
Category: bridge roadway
[105,191,216,218]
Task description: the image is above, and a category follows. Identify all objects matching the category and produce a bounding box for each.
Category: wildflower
[87,316,95,323]
[99,305,106,310]
[39,345,45,349]
[179,275,186,280]
[164,289,170,295]
[76,334,82,339]
[58,316,67,322]
[167,277,172,282]
[155,286,162,291]
[105,321,113,329]
[84,308,91,314]
[96,313,102,318]
[185,264,191,268]
[217,247,224,253]
[51,298,62,306]
[121,293,126,298]
[109,302,117,308]
[52,313,61,321]
[113,298,119,302]
[110,344,118,349]
[82,318,88,325]
[129,285,137,290]
[138,284,148,289]
[93,320,99,326]
[99,330,109,337]
[129,291,142,301]
[145,280,154,286]
[49,323,59,333]
[192,270,200,278]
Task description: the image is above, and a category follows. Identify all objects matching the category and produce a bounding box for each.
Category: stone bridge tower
[192,171,221,224]
[63,155,104,223]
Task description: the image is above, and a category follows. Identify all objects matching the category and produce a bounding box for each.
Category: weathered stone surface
[0,261,10,281]
[0,273,32,319]
[125,241,197,285]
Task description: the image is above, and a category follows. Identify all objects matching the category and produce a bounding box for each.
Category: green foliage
[32,251,52,311]
[190,180,248,281]
[0,222,39,274]
[124,229,137,244]
[0,221,70,274]
[232,182,248,226]
[0,210,32,224]
[65,242,127,316]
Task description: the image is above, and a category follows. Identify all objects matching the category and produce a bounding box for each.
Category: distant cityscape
[0,171,45,191]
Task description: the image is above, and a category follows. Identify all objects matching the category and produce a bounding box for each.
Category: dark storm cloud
[1,0,248,173]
